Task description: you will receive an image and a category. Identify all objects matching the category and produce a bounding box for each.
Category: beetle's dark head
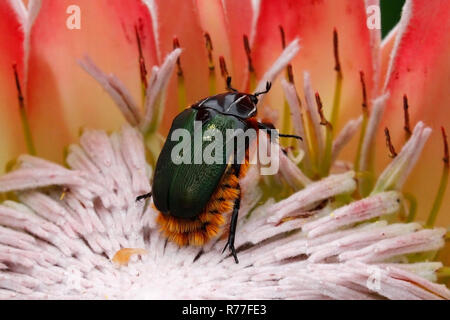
[222,76,272,119]
[193,77,272,120]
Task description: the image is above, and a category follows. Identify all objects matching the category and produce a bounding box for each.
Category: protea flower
[0,0,449,300]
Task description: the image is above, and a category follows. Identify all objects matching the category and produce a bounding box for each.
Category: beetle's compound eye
[195,108,210,122]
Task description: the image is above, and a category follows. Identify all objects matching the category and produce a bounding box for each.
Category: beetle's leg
[222,190,240,264]
[222,135,246,263]
[257,122,302,142]
[136,192,152,202]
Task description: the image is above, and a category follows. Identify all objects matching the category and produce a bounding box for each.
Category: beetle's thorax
[193,92,257,119]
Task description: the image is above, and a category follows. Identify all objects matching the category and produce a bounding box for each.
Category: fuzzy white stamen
[254,39,300,97]
[359,92,390,173]
[140,48,182,132]
[373,122,431,193]
[303,191,401,237]
[278,148,312,188]
[281,79,311,164]
[267,171,357,224]
[78,56,142,126]
[332,116,363,163]
[303,71,325,158]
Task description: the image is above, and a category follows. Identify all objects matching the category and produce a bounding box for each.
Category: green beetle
[137,78,301,263]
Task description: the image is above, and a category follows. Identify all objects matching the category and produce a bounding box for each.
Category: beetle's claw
[222,241,239,264]
[222,241,229,254]
[136,192,152,202]
[231,247,239,264]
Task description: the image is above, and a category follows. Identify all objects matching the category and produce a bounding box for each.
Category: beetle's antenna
[258,122,302,140]
[279,133,303,140]
[226,76,238,92]
[254,81,272,97]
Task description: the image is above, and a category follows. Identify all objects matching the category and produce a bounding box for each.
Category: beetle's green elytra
[137,78,302,263]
